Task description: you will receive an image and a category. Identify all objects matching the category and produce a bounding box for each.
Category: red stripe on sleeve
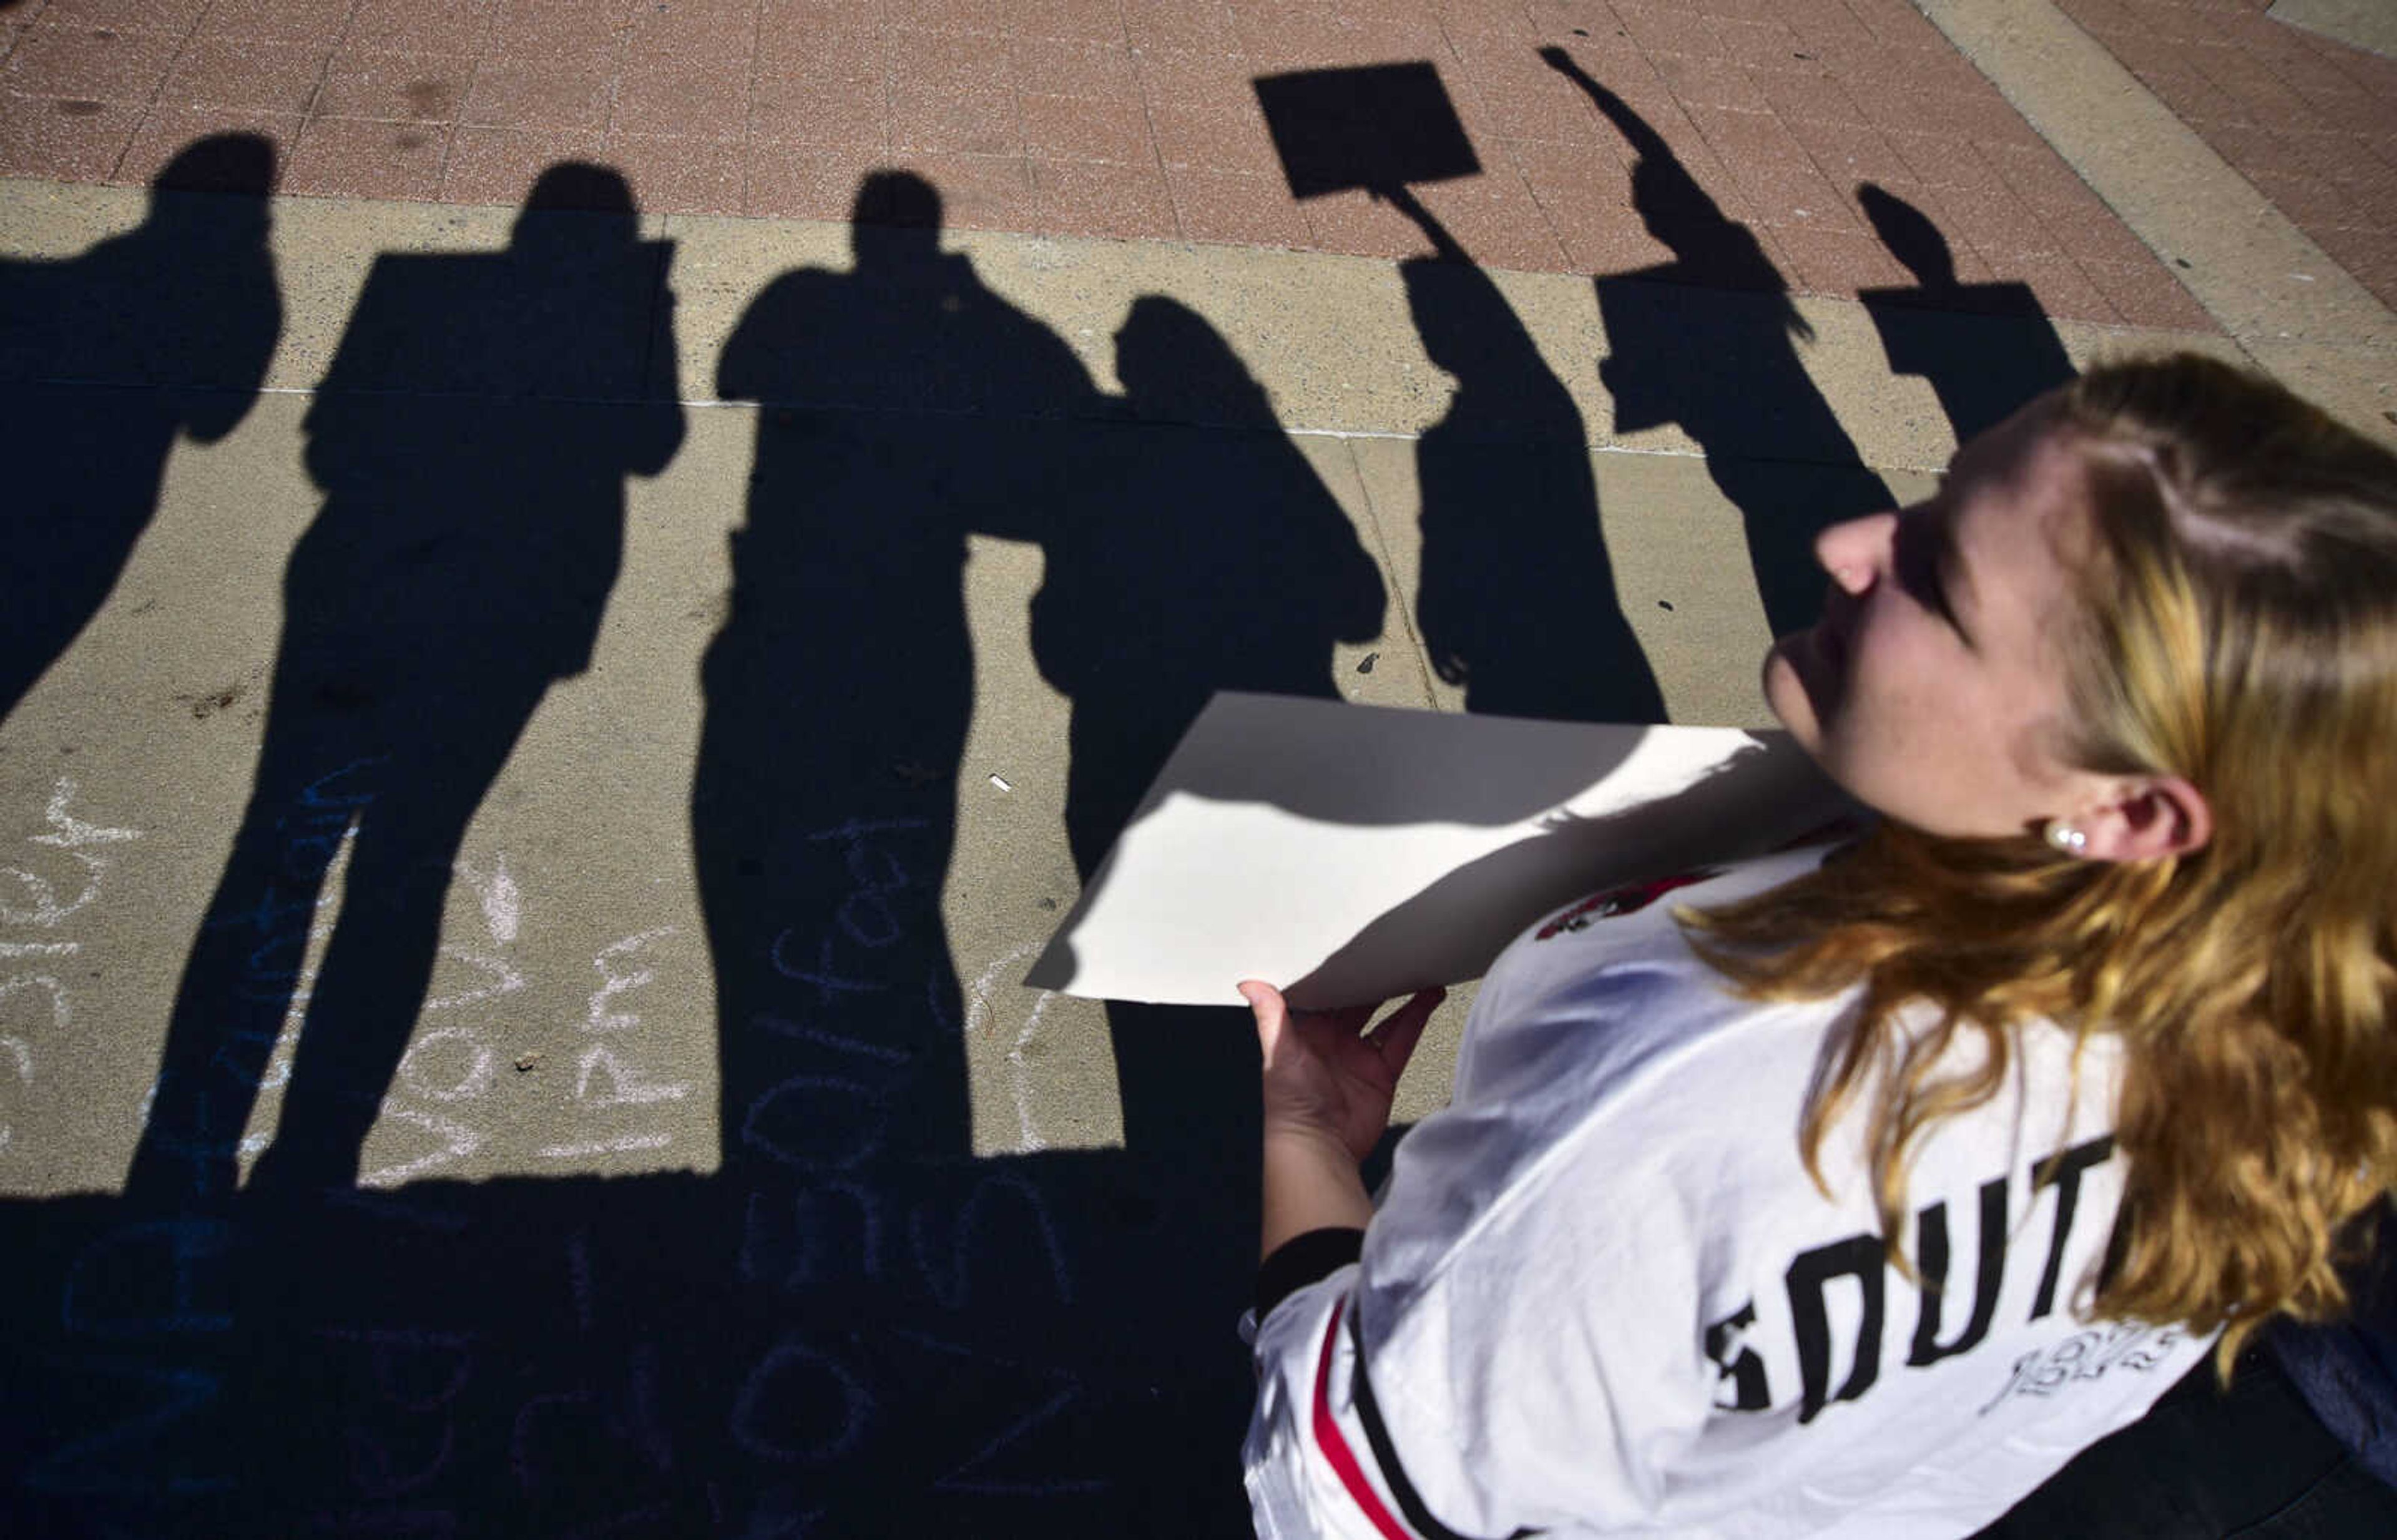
[1312,1297,1419,1540]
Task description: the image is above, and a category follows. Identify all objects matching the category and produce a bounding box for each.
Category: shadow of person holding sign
[126,164,683,1202]
[1402,248,1665,723]
[1541,46,1894,642]
[1254,62,1661,724]
[0,134,280,728]
[1856,182,2077,449]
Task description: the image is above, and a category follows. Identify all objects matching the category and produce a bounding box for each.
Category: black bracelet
[1256,1226,1365,1319]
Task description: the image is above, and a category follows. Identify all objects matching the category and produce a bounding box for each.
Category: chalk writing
[366,1103,488,1189]
[909,1170,1073,1310]
[396,1027,495,1104]
[421,948,526,1014]
[3,781,139,1166]
[456,854,521,945]
[534,1132,674,1159]
[0,1027,30,1155]
[588,927,677,1032]
[965,940,1065,1154]
[522,926,692,1166]
[503,1230,680,1535]
[2,777,140,927]
[20,1359,230,1498]
[316,1326,476,1506]
[730,1337,872,1464]
[719,807,1105,1522]
[12,793,1160,1532]
[356,838,504,1191]
[37,1216,235,1499]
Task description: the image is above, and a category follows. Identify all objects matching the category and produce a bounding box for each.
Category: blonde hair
[1687,355,2397,1370]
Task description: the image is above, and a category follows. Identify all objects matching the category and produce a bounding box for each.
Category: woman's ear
[2077,776,2212,863]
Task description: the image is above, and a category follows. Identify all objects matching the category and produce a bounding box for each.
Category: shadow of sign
[1253,62,1481,204]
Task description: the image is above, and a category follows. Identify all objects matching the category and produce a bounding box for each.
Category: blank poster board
[1024,694,1853,1010]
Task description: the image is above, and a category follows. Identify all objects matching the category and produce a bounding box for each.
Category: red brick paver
[2057,0,2397,313]
[1,0,2353,333]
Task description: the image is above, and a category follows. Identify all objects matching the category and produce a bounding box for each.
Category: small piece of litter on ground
[515,1052,543,1072]
[989,774,1013,792]
[1356,652,1378,675]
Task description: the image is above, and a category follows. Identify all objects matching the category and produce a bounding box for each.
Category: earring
[2043,820,2089,856]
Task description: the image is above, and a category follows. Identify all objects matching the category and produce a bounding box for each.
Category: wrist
[1262,1116,1358,1164]
[1260,1121,1373,1262]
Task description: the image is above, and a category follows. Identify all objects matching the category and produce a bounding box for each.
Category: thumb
[1238,980,1287,1054]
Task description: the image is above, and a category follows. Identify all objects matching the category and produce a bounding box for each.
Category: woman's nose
[1815,512,1897,595]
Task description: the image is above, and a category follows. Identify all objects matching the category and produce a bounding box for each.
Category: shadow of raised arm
[1539,45,1667,164]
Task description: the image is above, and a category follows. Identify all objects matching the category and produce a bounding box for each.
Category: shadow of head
[1116,295,1265,423]
[513,162,639,248]
[850,169,946,268]
[153,132,275,194]
[1858,182,1954,288]
[1629,156,1733,245]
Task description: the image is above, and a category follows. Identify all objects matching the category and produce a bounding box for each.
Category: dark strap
[1256,1225,1365,1319]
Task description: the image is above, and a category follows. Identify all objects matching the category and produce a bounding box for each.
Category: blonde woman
[1238,356,2397,1538]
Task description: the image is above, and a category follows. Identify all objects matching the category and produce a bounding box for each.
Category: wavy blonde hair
[1685,355,2397,1369]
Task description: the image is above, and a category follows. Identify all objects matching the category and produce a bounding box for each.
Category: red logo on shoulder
[1535,870,1717,939]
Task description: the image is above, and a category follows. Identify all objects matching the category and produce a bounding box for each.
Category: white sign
[1027,694,1852,1009]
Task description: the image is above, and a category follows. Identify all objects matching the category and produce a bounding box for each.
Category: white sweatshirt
[1245,846,2209,1539]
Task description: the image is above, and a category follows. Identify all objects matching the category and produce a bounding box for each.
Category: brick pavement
[2056,0,2397,313]
[0,0,2375,333]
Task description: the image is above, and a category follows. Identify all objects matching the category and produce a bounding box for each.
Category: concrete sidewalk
[0,1,2391,1534]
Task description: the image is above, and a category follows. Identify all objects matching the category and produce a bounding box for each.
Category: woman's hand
[1240,981,1445,1166]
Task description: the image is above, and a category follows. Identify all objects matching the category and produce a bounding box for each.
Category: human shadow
[701,171,1102,1185]
[11,164,1278,1539]
[1253,60,1662,725]
[0,134,280,728]
[1401,228,1665,724]
[1024,293,1386,1260]
[1033,295,1384,886]
[697,173,1282,1534]
[1541,46,1896,641]
[124,165,683,1202]
[1855,184,2078,449]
